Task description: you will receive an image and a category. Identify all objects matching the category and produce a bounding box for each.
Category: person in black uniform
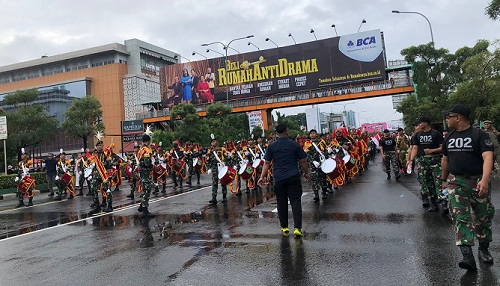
[379,129,400,180]
[441,104,495,271]
[407,116,443,212]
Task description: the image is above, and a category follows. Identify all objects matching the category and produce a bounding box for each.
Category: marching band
[12,127,372,215]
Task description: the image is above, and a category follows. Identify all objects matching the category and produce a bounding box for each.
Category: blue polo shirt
[264,137,307,182]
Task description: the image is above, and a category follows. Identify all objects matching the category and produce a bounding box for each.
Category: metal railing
[136,77,413,120]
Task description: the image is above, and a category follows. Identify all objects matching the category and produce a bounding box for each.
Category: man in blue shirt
[258,124,310,238]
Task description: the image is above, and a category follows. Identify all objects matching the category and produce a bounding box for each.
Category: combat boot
[421,195,430,208]
[459,245,477,271]
[54,195,62,201]
[126,191,134,200]
[222,193,227,203]
[236,189,242,196]
[441,201,449,215]
[77,187,84,196]
[138,204,145,213]
[142,208,155,218]
[90,206,101,214]
[105,203,113,213]
[428,196,438,212]
[209,194,217,205]
[16,200,25,208]
[386,172,391,180]
[153,186,159,194]
[67,194,74,200]
[395,173,401,181]
[100,199,107,207]
[27,198,33,206]
[478,242,494,263]
[161,185,166,194]
[186,177,192,186]
[313,190,320,202]
[197,174,201,185]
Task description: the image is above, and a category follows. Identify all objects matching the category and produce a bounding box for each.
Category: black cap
[397,127,404,132]
[275,124,287,134]
[95,140,103,147]
[418,116,431,124]
[142,134,151,142]
[444,104,471,118]
[383,129,390,133]
[309,129,318,134]
[48,153,54,156]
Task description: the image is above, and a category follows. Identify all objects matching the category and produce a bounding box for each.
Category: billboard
[160,30,386,104]
[362,122,387,133]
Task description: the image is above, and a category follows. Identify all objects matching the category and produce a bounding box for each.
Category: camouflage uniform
[448,174,495,245]
[417,155,442,198]
[396,135,411,171]
[139,145,153,208]
[185,147,202,185]
[305,139,328,200]
[384,152,400,176]
[90,149,112,211]
[206,146,227,196]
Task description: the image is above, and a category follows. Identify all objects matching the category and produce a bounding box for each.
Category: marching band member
[206,135,228,204]
[54,150,76,201]
[170,141,186,187]
[15,148,35,207]
[225,140,240,195]
[240,139,254,193]
[305,129,329,201]
[76,149,91,196]
[137,134,155,217]
[153,142,168,194]
[126,142,141,200]
[89,135,112,213]
[185,142,202,185]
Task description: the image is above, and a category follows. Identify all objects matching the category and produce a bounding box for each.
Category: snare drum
[84,165,94,179]
[60,173,73,187]
[153,164,167,179]
[343,154,356,170]
[18,176,35,195]
[252,159,264,171]
[193,157,204,170]
[321,158,340,180]
[173,160,186,173]
[218,166,237,185]
[238,163,254,180]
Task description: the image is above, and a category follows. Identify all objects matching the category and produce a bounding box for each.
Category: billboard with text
[160,30,386,104]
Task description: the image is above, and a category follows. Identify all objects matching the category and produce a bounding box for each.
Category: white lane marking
[0,186,211,242]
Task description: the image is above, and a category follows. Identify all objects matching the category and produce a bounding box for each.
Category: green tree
[62,96,104,149]
[1,89,58,160]
[487,0,500,20]
[448,44,500,123]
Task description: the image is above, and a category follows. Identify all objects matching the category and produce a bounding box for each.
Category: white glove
[14,177,19,182]
[106,189,111,195]
[207,169,212,175]
[244,151,249,156]
[227,152,233,158]
[313,161,320,168]
[55,175,60,181]
[79,171,83,175]
[327,147,333,154]
[128,167,132,173]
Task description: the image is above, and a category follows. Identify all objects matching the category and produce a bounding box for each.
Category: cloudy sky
[1,0,498,125]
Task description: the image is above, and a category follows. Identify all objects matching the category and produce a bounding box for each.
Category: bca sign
[0,116,7,140]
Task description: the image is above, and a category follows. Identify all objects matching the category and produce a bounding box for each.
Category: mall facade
[0,39,178,154]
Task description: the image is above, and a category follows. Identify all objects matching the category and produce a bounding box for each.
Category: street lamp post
[357,111,367,128]
[358,19,367,33]
[288,33,297,44]
[333,102,355,127]
[248,42,260,51]
[331,24,338,37]
[206,48,224,57]
[191,51,207,59]
[310,29,317,40]
[265,38,279,48]
[224,46,240,54]
[392,10,434,46]
[202,35,254,104]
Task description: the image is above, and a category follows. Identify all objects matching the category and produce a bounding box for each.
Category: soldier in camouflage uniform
[441,104,495,271]
[137,134,155,218]
[396,128,411,174]
[126,143,141,200]
[206,137,227,204]
[89,140,113,213]
[379,129,400,180]
[305,129,328,201]
[185,142,203,185]
[408,116,443,212]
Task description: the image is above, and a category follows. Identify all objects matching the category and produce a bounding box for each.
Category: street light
[288,33,297,44]
[333,102,355,127]
[310,29,317,40]
[223,46,240,54]
[392,10,434,46]
[174,55,191,62]
[331,24,338,37]
[248,42,260,51]
[206,48,224,57]
[358,19,366,33]
[265,37,279,48]
[201,35,254,104]
[357,111,367,128]
[191,51,207,59]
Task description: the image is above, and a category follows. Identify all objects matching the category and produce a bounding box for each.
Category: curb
[0,188,52,201]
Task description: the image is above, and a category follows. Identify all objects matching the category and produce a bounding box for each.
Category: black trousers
[274,174,303,229]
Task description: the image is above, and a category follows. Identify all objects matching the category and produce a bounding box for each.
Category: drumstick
[312,142,326,162]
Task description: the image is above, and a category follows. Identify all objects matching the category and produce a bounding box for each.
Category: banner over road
[160,30,386,103]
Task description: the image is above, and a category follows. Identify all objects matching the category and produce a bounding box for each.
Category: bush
[0,172,48,189]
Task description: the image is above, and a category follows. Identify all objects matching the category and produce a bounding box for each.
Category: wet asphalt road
[1,156,499,286]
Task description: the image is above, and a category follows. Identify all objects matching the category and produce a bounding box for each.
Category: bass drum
[238,163,254,180]
[218,166,237,185]
[18,176,36,195]
[320,158,340,181]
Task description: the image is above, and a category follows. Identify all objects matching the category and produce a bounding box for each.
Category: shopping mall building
[0,39,178,154]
